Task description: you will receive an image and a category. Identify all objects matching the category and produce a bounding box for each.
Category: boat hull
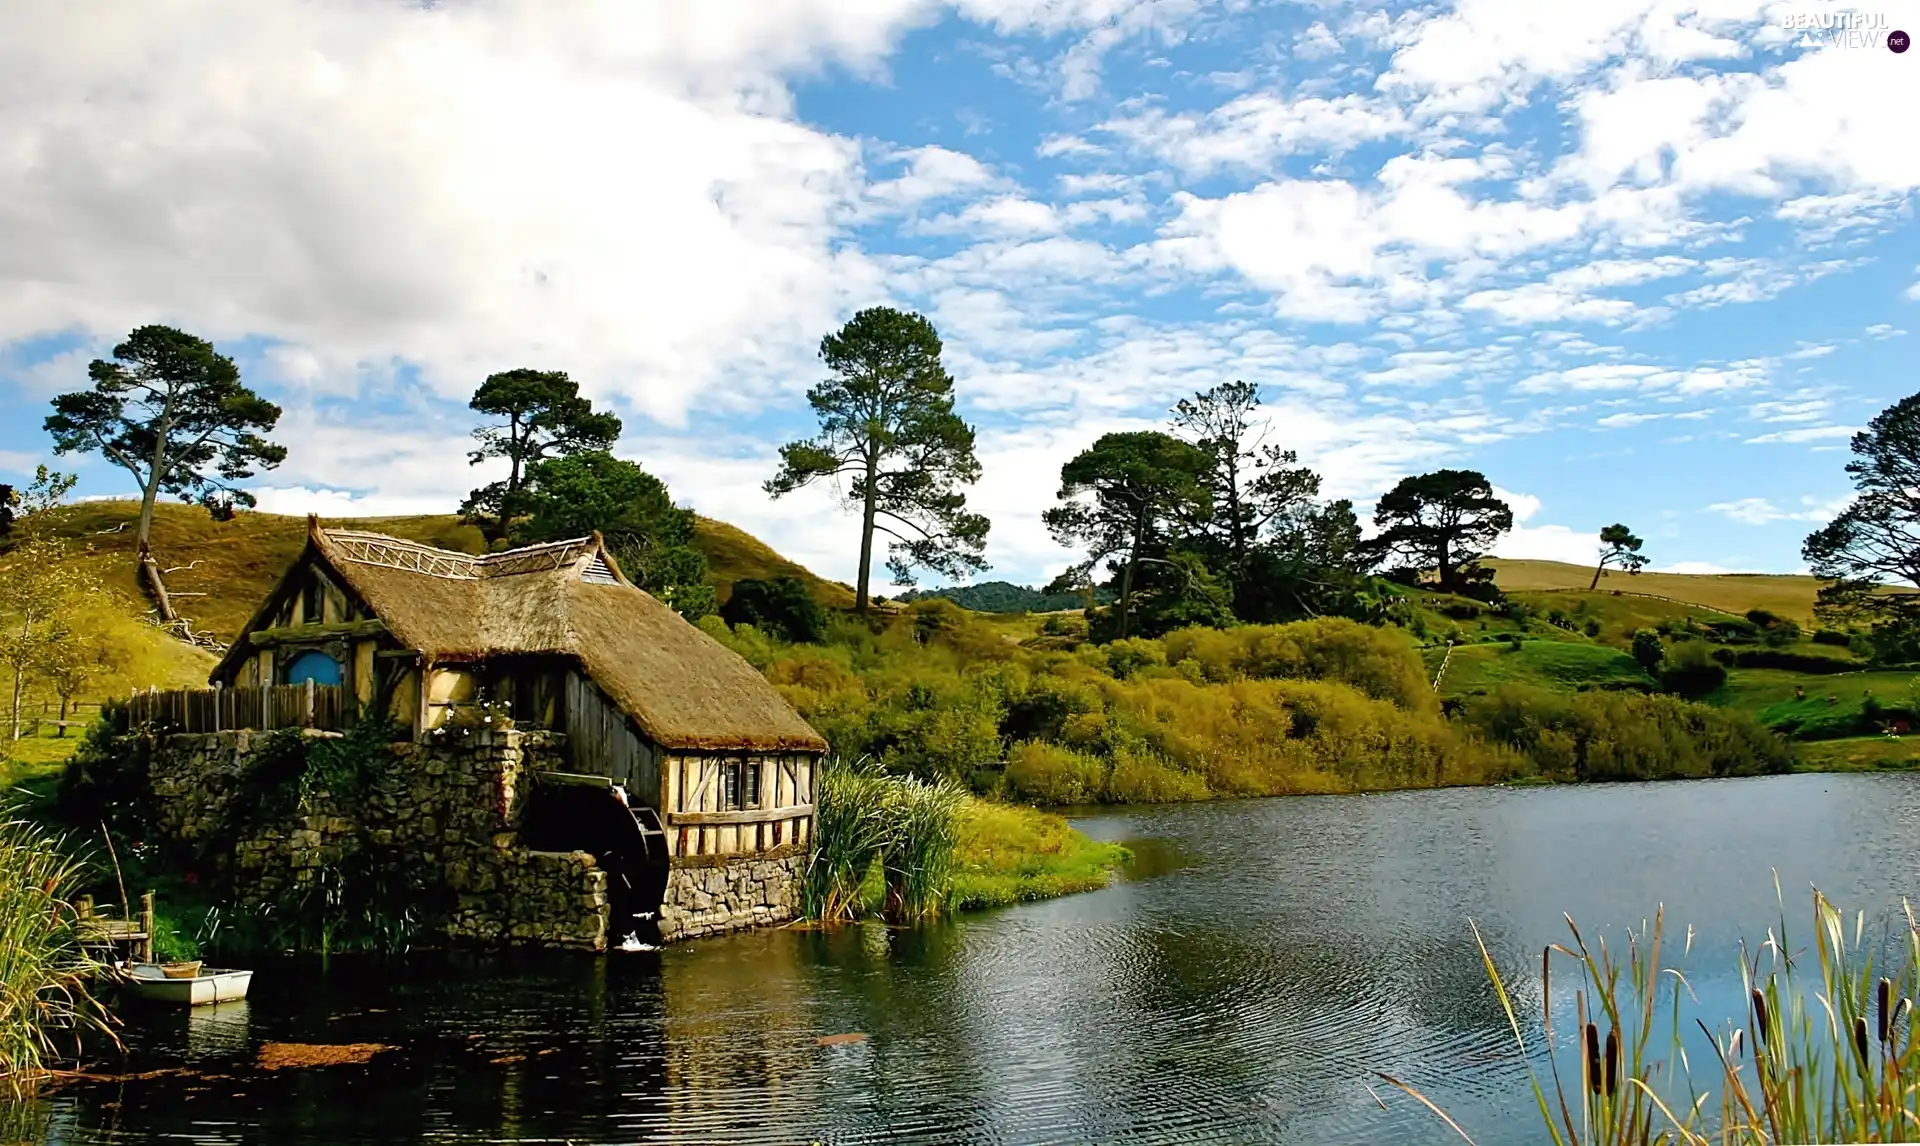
[123,965,253,1006]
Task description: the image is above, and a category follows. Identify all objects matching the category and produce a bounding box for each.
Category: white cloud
[1095,93,1408,176]
[1,0,928,425]
[1706,494,1850,524]
[1866,324,1907,340]
[1294,22,1342,60]
[867,145,1002,208]
[1743,424,1859,444]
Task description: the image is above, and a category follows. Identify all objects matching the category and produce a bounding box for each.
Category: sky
[2,0,1918,591]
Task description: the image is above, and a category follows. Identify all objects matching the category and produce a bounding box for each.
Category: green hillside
[42,500,855,642]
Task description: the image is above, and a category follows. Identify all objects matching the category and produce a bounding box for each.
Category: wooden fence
[111,682,349,735]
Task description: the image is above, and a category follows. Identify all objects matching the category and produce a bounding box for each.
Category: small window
[302,578,326,625]
[721,762,741,810]
[284,650,342,686]
[744,762,763,808]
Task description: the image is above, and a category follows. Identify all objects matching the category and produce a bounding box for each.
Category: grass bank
[804,760,1129,923]
[949,800,1130,911]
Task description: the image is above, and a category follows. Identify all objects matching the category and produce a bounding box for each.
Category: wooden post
[305,678,316,727]
[140,891,155,963]
[262,681,272,730]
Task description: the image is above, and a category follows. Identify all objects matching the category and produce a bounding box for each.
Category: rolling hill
[1485,558,1826,627]
[42,499,857,644]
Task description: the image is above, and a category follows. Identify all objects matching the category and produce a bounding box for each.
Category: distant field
[42,500,856,641]
[1486,558,1826,626]
[1435,638,1656,697]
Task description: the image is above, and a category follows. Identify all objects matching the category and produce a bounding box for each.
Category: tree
[462,369,623,543]
[0,468,77,553]
[1169,380,1321,607]
[766,307,989,613]
[1803,392,1920,628]
[1239,499,1374,623]
[37,614,120,737]
[0,537,103,740]
[1363,469,1514,595]
[1630,628,1665,675]
[45,326,285,568]
[515,451,715,620]
[720,577,828,644]
[1042,431,1213,640]
[1589,523,1649,589]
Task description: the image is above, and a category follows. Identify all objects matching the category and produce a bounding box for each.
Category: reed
[803,756,966,924]
[0,815,115,1096]
[1389,879,1920,1144]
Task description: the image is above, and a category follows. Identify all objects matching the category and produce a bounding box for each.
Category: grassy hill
[1485,558,1825,626]
[42,499,856,642]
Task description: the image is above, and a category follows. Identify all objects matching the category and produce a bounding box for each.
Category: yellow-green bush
[1004,740,1108,805]
[1460,684,1793,781]
[1161,618,1434,711]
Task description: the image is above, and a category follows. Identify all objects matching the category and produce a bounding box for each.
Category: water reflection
[29,772,1920,1145]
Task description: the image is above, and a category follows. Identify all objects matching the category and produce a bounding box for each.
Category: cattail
[1585,1023,1602,1093]
[1751,989,1771,1047]
[1880,978,1894,1044]
[1855,1016,1871,1065]
[1604,1027,1620,1097]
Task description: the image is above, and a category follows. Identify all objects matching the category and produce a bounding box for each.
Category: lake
[26,771,1920,1145]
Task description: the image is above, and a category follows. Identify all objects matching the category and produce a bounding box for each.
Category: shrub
[1630,628,1664,673]
[720,576,827,644]
[1003,740,1108,806]
[1583,619,1602,638]
[1658,639,1727,699]
[1812,628,1853,647]
[1459,684,1793,781]
[1162,618,1434,712]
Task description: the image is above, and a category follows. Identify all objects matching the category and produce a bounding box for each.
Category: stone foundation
[658,850,805,942]
[122,725,806,950]
[138,726,607,950]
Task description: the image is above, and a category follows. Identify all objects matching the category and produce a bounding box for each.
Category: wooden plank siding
[563,670,660,800]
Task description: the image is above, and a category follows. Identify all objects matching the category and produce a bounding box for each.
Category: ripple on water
[41,772,1920,1145]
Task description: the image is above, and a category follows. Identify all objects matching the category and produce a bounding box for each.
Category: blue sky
[3,0,1917,588]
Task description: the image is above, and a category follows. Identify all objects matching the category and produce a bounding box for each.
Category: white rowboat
[122,964,254,1006]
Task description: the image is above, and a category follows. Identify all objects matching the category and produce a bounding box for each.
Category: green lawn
[1794,736,1920,773]
[948,799,1131,911]
[1436,638,1657,697]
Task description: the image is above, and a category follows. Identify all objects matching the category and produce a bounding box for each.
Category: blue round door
[284,650,343,686]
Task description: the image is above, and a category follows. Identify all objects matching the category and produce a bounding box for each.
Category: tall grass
[0,815,115,1096]
[1391,881,1920,1144]
[803,757,966,925]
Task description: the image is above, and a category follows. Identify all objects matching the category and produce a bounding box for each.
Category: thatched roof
[221,521,827,754]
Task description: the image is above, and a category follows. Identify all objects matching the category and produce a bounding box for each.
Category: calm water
[25,772,1920,1145]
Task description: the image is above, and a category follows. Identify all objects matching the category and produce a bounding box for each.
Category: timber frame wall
[662,752,815,859]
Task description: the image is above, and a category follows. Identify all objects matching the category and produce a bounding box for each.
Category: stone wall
[140,725,606,951]
[658,849,805,942]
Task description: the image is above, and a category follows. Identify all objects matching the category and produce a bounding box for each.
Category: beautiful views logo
[1777,9,1910,50]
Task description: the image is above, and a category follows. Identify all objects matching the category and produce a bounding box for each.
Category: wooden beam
[535,770,614,789]
[247,619,388,648]
[667,804,813,827]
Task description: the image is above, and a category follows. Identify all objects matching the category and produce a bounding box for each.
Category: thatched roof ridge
[250,527,827,754]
